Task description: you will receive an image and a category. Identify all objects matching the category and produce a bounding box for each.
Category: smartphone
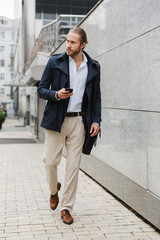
[65,88,73,93]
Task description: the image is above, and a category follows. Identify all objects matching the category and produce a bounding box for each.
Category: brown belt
[66,112,86,117]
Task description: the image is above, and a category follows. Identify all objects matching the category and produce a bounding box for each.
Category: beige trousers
[43,116,85,211]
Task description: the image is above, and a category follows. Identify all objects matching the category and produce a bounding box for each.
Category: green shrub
[0,111,6,123]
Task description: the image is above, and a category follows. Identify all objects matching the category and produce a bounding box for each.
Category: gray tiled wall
[41,0,160,229]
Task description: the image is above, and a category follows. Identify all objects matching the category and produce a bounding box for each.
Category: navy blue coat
[38,51,101,133]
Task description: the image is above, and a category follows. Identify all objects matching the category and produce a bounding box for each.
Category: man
[38,27,101,225]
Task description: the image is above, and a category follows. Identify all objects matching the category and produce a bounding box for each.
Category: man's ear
[81,42,86,49]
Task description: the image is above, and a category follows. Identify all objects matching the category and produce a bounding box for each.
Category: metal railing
[25,14,85,71]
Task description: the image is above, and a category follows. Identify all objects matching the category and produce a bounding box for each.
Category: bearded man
[38,27,101,224]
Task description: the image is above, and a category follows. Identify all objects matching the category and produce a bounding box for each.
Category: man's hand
[90,123,100,137]
[57,88,74,99]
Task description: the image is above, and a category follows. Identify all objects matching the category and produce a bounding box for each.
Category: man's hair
[69,27,88,45]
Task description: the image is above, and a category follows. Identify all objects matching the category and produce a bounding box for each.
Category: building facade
[0,16,17,116]
[35,0,99,38]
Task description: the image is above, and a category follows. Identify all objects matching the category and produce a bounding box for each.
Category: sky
[0,0,15,19]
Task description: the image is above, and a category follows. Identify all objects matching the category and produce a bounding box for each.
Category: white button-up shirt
[67,53,88,112]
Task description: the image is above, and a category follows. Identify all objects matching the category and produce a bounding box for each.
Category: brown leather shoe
[61,209,73,225]
[50,182,61,210]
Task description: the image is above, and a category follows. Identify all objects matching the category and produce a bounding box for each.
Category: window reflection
[36,0,99,23]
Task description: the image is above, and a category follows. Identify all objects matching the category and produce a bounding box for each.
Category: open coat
[38,51,101,133]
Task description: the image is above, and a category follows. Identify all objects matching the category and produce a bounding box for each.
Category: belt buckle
[78,112,80,116]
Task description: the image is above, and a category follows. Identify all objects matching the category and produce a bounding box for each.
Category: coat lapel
[86,63,98,84]
[55,53,69,87]
[57,58,69,76]
[83,51,98,84]
[54,51,98,86]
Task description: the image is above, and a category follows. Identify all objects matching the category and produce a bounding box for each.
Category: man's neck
[72,52,84,63]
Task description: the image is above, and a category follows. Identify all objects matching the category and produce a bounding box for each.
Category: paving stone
[0,118,159,240]
[120,237,151,240]
[92,238,108,240]
[149,238,160,240]
[132,232,159,237]
[0,233,19,238]
[148,231,160,238]
[105,233,133,238]
[6,237,34,240]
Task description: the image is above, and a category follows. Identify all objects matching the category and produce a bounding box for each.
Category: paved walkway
[0,119,160,240]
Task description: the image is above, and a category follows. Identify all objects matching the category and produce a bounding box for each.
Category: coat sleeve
[38,57,58,102]
[93,64,102,125]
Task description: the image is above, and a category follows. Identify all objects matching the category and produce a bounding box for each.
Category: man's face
[66,32,85,57]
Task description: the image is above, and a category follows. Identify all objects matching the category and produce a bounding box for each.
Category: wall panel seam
[95,24,160,60]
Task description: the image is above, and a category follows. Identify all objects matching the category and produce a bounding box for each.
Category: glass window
[71,7,85,15]
[36,5,42,19]
[0,73,4,80]
[43,6,57,19]
[0,46,5,52]
[58,0,70,4]
[0,88,5,95]
[0,60,5,67]
[84,7,95,14]
[58,6,70,14]
[43,20,55,26]
[12,32,14,40]
[71,0,85,7]
[11,45,14,53]
[10,58,14,67]
[86,0,98,7]
[0,19,7,25]
[1,32,5,39]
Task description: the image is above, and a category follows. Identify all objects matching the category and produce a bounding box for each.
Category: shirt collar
[83,52,88,63]
[69,52,88,64]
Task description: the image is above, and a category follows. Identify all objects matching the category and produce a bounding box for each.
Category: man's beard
[66,45,81,57]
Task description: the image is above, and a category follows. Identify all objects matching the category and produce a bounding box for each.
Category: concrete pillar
[26,95,30,125]
[24,0,35,62]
